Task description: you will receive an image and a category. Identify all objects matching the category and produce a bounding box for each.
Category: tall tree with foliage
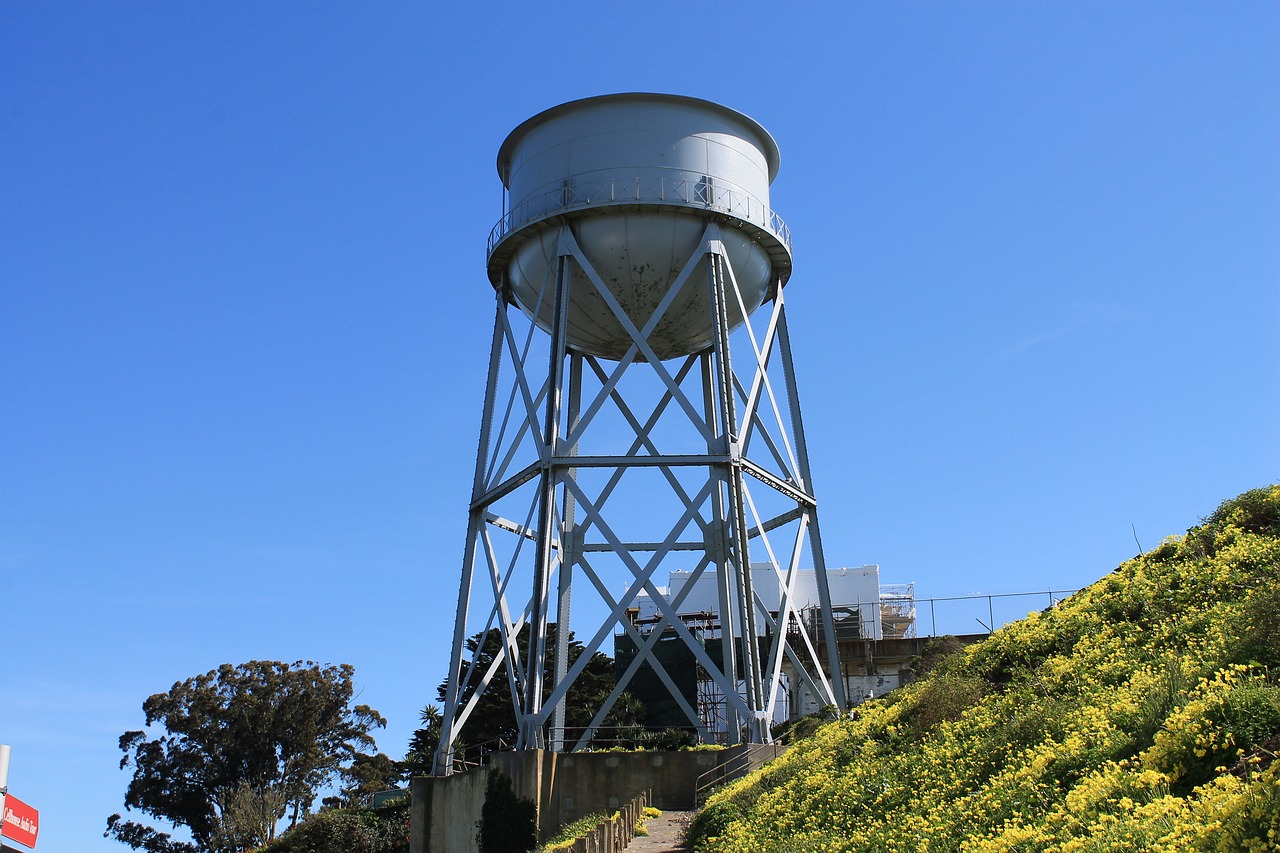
[411,623,619,769]
[401,705,443,778]
[322,752,406,809]
[107,660,386,853]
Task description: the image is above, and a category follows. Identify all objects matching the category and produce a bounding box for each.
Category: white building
[624,565,918,732]
[634,564,887,639]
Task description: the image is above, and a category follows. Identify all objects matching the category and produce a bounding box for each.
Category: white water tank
[487,93,793,361]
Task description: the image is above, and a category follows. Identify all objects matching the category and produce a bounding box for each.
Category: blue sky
[2,2,1277,850]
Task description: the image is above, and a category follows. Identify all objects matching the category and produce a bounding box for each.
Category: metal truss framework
[434,221,845,775]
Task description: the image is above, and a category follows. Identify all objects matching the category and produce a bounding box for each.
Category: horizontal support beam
[741,459,816,507]
[484,512,559,549]
[471,461,541,511]
[747,507,805,539]
[550,454,731,468]
[579,541,706,553]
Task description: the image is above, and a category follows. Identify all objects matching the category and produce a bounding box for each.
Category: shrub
[259,801,408,853]
[538,812,608,852]
[1234,579,1280,668]
[477,771,537,853]
[906,635,968,679]
[898,673,987,737]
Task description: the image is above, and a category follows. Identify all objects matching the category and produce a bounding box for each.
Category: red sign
[1,794,38,849]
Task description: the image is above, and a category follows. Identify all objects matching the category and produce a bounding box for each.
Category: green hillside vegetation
[690,486,1280,852]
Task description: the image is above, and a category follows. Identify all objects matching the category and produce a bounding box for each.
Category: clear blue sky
[2,2,1276,850]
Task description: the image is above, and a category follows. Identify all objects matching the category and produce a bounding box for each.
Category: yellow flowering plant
[689,486,1280,852]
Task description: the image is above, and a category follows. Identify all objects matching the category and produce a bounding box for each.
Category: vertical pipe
[702,350,739,740]
[524,246,572,749]
[0,743,9,847]
[708,250,766,743]
[551,351,583,750]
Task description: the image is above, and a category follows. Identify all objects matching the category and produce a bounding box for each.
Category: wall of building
[634,565,884,638]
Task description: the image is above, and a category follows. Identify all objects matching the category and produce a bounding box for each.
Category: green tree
[401,705,442,778]
[209,782,287,853]
[412,624,619,769]
[107,660,386,853]
[322,753,406,809]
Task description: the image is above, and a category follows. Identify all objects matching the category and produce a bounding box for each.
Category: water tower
[435,94,844,774]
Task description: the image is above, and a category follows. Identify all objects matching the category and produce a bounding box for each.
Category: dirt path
[628,810,695,852]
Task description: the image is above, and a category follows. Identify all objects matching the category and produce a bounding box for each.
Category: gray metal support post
[776,295,846,710]
[702,350,739,739]
[708,250,767,743]
[550,351,583,749]
[523,249,572,749]
[0,742,9,851]
[435,287,510,775]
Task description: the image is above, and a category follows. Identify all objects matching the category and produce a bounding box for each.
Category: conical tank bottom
[508,211,773,361]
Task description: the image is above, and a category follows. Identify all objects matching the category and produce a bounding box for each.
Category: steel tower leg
[524,250,572,750]
[550,351,582,750]
[707,249,766,743]
[435,287,511,776]
[702,351,740,741]
[776,292,847,711]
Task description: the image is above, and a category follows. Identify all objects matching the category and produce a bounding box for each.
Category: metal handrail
[487,176,791,258]
[693,741,787,807]
[444,726,705,771]
[793,588,1082,643]
[916,589,1079,638]
[546,724,702,751]
[441,736,513,773]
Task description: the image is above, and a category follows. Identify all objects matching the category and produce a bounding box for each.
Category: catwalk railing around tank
[488,175,792,258]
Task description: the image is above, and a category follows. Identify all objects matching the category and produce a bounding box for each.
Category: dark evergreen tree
[401,705,442,778]
[107,660,385,853]
[407,623,620,768]
[323,753,406,809]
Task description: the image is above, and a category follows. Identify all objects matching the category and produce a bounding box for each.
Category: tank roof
[496,92,781,184]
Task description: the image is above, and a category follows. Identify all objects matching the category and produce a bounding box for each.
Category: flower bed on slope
[690,486,1280,853]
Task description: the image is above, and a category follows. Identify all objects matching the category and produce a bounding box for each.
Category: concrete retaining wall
[410,747,753,852]
[549,748,743,820]
[410,766,490,853]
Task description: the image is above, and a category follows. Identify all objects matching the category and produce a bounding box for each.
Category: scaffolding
[879,584,917,640]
